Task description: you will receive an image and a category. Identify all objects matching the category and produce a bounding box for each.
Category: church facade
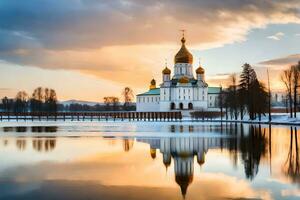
[136,36,221,112]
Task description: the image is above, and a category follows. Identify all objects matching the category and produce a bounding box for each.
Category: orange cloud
[0,0,300,90]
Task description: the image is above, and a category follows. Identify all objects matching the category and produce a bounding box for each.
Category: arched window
[188,103,193,110]
[170,102,176,110]
[179,103,184,110]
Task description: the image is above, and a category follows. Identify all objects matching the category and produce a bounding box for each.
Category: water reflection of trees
[1,138,56,152]
[31,126,58,133]
[282,127,299,185]
[2,126,58,133]
[16,139,26,150]
[138,124,269,198]
[122,139,134,152]
[1,126,58,152]
[240,125,267,180]
[32,138,56,152]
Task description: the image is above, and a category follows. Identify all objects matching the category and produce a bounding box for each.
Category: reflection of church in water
[138,133,225,198]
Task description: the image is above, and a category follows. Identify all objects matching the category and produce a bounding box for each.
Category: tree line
[60,87,135,112]
[1,87,58,113]
[220,61,300,121]
[220,63,270,121]
[281,61,300,118]
[0,87,135,113]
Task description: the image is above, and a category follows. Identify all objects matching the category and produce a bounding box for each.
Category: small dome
[196,66,205,74]
[150,148,156,159]
[150,79,156,85]
[197,152,205,166]
[178,76,189,84]
[163,153,171,167]
[149,79,156,90]
[174,37,193,64]
[162,67,171,74]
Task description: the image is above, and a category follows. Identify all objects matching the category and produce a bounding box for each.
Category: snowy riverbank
[187,113,300,125]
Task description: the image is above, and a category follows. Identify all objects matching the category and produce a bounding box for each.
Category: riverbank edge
[184,118,300,126]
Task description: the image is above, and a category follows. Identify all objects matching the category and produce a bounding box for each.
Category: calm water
[0,121,299,200]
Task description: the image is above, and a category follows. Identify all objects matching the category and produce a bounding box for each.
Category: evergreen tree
[239,63,257,120]
[251,81,268,121]
[238,63,268,120]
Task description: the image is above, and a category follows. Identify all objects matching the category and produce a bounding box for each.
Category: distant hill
[59,100,104,106]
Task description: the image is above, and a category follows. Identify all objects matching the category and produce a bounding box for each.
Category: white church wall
[160,101,171,111]
[208,94,219,108]
[160,87,170,102]
[192,101,208,110]
[136,95,160,112]
[173,63,194,79]
[160,100,208,111]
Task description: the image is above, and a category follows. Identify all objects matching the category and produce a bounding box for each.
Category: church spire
[180,29,186,44]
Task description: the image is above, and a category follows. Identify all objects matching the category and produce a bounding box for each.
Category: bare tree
[122,87,134,110]
[30,87,58,112]
[32,87,44,102]
[15,91,28,113]
[231,74,238,120]
[15,91,28,102]
[292,62,300,118]
[103,96,119,111]
[281,68,293,118]
[31,87,44,112]
[267,69,272,122]
[46,89,57,112]
[1,97,10,111]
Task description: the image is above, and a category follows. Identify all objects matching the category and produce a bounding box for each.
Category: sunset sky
[0,0,300,102]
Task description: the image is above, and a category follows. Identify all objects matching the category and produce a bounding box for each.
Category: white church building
[136,36,221,112]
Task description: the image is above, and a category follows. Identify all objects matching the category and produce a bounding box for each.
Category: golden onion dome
[174,37,193,64]
[149,79,156,90]
[178,76,189,84]
[163,153,171,167]
[197,152,205,166]
[196,66,205,74]
[162,67,171,74]
[151,78,156,85]
[175,174,194,198]
[150,148,156,159]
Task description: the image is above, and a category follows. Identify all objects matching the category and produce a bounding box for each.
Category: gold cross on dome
[180,29,185,37]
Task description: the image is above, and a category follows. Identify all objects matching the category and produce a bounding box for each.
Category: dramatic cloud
[206,73,232,87]
[0,0,300,87]
[255,54,300,90]
[267,32,285,40]
[258,54,300,68]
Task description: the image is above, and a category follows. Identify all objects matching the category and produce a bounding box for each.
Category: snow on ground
[0,113,299,127]
[187,113,300,125]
